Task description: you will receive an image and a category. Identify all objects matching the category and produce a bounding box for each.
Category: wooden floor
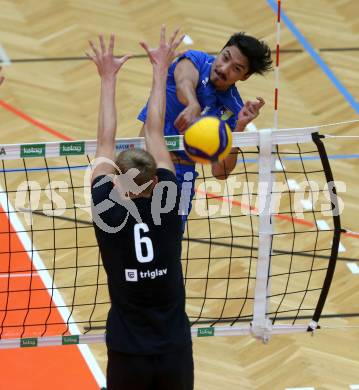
[0,0,359,389]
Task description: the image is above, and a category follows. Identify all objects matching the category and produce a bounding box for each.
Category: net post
[251,129,274,341]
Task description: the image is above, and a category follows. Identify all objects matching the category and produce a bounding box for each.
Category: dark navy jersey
[91,168,191,354]
[138,49,244,161]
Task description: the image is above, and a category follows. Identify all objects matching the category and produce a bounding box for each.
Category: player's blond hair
[115,149,157,196]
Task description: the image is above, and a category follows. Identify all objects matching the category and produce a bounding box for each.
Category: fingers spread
[119,54,133,64]
[108,34,115,55]
[89,40,100,58]
[174,34,185,51]
[99,34,106,54]
[139,41,152,58]
[169,27,180,45]
[160,24,166,45]
[85,51,95,61]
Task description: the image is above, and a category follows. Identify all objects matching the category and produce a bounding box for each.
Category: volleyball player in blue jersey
[89,27,194,390]
[138,33,272,227]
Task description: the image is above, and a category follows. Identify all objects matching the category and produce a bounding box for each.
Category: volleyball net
[0,127,342,348]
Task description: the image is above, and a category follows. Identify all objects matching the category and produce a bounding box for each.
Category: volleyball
[183,117,233,164]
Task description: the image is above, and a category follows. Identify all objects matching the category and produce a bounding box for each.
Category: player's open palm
[87,34,132,78]
[140,25,184,69]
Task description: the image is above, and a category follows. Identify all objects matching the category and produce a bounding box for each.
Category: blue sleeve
[177,50,209,74]
[137,51,208,123]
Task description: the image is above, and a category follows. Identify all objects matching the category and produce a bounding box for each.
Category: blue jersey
[138,50,244,161]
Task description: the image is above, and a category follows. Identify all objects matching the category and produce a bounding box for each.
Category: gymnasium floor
[0,1,358,389]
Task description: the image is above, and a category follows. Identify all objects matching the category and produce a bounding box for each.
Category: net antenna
[273,0,281,130]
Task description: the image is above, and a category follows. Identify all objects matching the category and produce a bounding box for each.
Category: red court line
[0,204,99,389]
[0,99,73,141]
[196,188,358,240]
[343,231,359,239]
[196,188,316,227]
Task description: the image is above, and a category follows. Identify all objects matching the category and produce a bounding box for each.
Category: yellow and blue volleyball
[183,117,232,164]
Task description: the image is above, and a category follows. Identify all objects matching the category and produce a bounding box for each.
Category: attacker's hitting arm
[140,26,184,174]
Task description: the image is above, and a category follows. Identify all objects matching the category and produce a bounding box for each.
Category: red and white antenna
[274,0,281,130]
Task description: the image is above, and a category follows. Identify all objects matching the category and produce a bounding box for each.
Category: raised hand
[140,25,184,69]
[86,34,132,79]
[0,67,4,86]
[237,97,265,130]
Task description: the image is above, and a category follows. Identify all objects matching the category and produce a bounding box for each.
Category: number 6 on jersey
[134,223,154,263]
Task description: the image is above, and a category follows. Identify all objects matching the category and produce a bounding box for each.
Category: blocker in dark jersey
[91,168,193,389]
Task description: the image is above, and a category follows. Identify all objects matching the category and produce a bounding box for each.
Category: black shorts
[106,344,194,390]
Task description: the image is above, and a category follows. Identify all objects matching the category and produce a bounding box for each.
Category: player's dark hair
[115,149,157,196]
[223,32,272,75]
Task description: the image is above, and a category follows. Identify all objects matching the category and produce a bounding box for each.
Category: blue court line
[1,154,359,174]
[267,0,359,114]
